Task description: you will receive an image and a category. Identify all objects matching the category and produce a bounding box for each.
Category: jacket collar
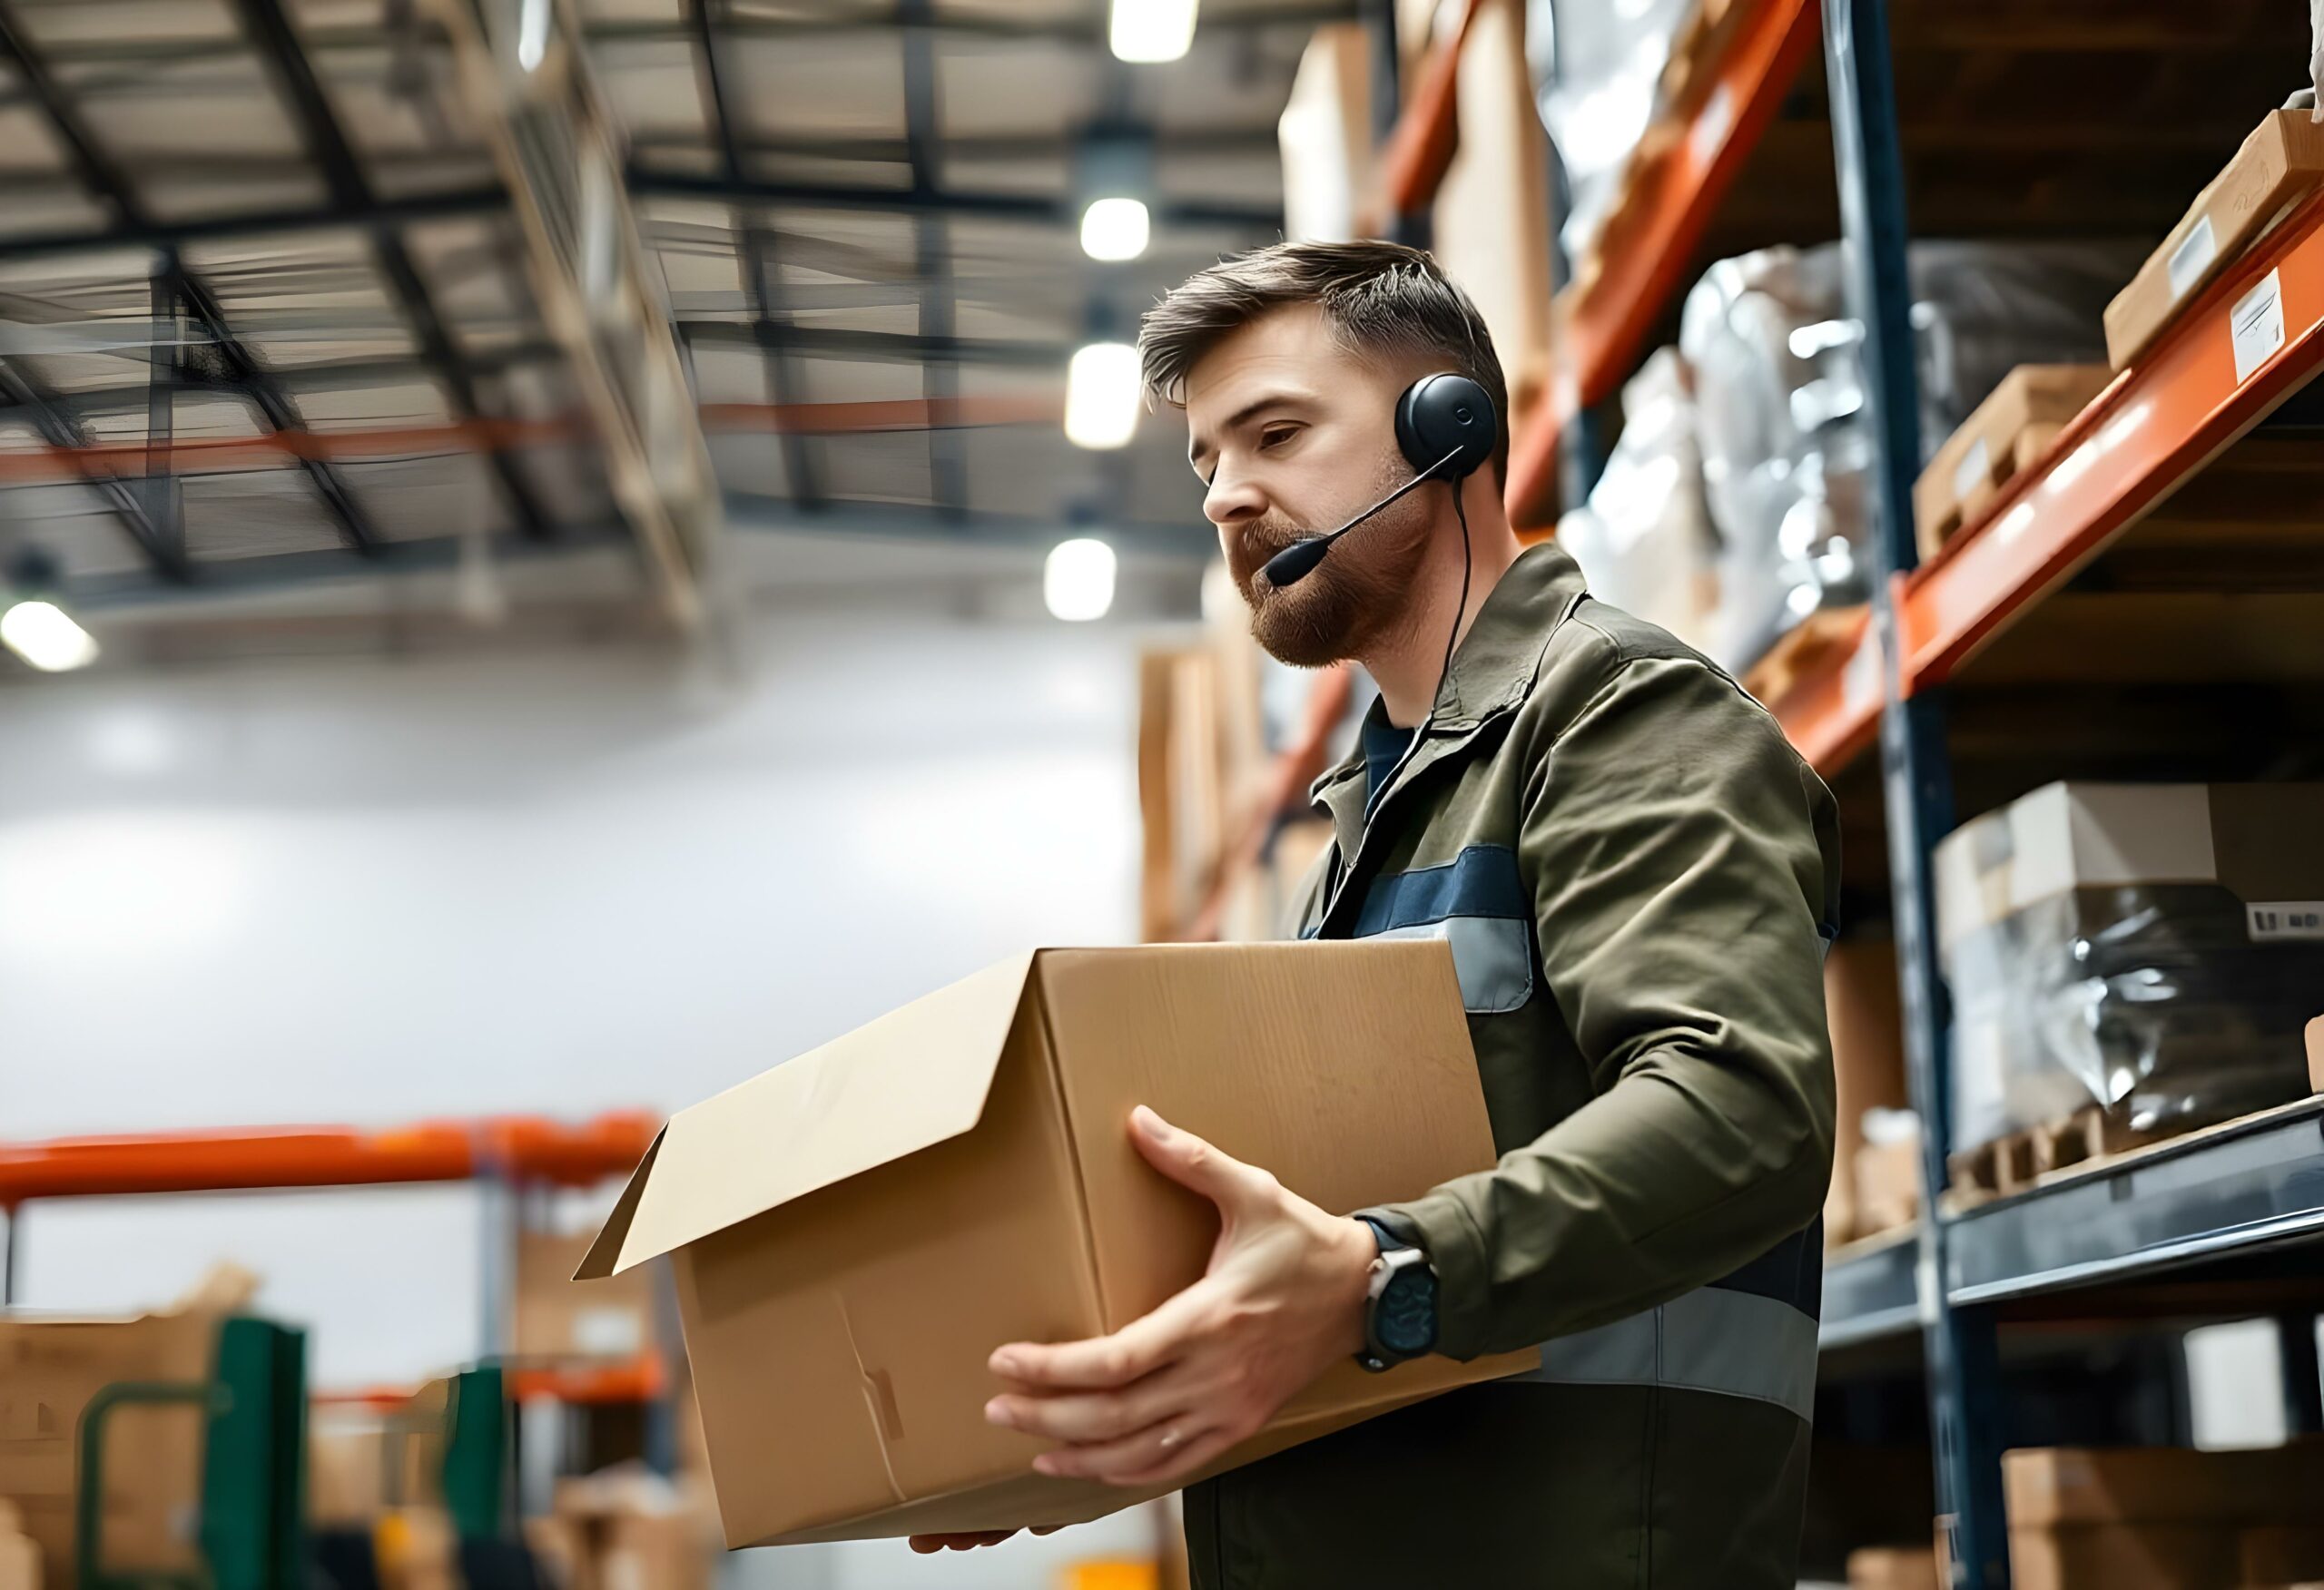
[1310,540,1590,802]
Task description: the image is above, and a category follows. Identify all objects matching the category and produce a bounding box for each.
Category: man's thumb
[1129,1106,1256,1208]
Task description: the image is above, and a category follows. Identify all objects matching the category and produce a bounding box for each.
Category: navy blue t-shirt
[1361,712,1417,811]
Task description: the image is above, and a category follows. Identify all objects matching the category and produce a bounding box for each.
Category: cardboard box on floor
[579,940,1537,1546]
[2104,111,2324,369]
[0,1265,254,1588]
[516,1230,655,1362]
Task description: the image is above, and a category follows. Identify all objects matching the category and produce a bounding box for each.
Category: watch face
[1376,1264,1439,1357]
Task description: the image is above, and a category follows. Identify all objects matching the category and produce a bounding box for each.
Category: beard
[1224,451,1436,669]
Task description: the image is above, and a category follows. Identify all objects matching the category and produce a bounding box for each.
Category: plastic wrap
[1553,348,1718,653]
[1678,240,2137,671]
[1945,884,2324,1153]
[1525,0,1694,267]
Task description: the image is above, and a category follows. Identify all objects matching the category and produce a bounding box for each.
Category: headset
[1258,372,1498,589]
[1260,373,1499,928]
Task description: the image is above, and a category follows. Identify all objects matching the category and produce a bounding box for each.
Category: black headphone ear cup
[1394,373,1498,481]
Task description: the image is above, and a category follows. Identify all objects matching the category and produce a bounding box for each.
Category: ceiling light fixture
[1064,341,1139,449]
[1110,0,1197,64]
[1079,196,1151,262]
[1,600,99,672]
[1045,538,1118,622]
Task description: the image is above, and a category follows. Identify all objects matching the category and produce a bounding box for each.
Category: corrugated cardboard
[0,1501,40,1590]
[1912,366,2112,558]
[2008,1523,2237,1590]
[549,1471,716,1590]
[1853,1134,1922,1240]
[0,1301,219,1586]
[516,1231,655,1362]
[1824,939,1907,1246]
[580,940,1537,1546]
[1846,1545,1936,1590]
[2003,1444,2324,1527]
[1933,783,2324,957]
[2105,112,2324,369]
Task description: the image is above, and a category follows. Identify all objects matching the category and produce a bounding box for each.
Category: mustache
[1230,518,1317,586]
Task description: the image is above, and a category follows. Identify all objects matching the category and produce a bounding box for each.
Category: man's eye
[1259,427,1298,450]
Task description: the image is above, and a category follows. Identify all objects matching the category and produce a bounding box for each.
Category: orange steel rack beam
[1897,193,2324,689]
[1376,0,1485,221]
[1504,0,1821,527]
[0,1112,659,1205]
[1758,191,2324,770]
[315,1357,668,1410]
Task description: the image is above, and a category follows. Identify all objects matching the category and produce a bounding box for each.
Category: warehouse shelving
[1374,0,2324,1582]
[0,1112,668,1419]
[1503,0,1823,524]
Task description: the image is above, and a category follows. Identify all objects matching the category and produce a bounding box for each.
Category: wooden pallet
[1946,1107,2161,1205]
[1741,605,1866,707]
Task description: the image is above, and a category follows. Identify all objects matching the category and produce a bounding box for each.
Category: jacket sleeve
[1359,647,1838,1360]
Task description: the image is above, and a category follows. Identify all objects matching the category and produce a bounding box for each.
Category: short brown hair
[1138,240,1509,484]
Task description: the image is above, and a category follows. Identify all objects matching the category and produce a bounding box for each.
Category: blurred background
[4,1,2324,1588]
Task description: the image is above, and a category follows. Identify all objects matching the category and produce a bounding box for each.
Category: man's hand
[980,1104,1378,1489]
[906,1526,1059,1554]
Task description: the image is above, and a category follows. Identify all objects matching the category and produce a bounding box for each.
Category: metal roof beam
[233,0,559,544]
[677,320,1067,366]
[629,168,1283,231]
[899,0,965,521]
[687,0,822,507]
[0,358,194,583]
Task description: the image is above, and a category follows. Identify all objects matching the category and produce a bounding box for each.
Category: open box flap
[578,951,1039,1276]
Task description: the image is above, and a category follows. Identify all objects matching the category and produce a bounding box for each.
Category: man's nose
[1203,468,1266,530]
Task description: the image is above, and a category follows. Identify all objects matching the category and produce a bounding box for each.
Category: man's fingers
[1128,1106,1273,1213]
[990,1286,1206,1389]
[987,1361,1195,1444]
[907,1531,1019,1553]
[1030,1418,1224,1487]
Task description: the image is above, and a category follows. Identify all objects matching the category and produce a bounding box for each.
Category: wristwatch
[1355,1217,1438,1372]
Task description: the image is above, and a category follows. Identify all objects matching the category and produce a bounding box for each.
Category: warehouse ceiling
[0,0,1334,633]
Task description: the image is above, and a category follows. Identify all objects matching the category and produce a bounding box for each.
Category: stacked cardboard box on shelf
[2004,1445,2324,1590]
[1912,365,2113,558]
[529,1468,718,1590]
[515,1229,655,1364]
[2105,110,2324,369]
[1822,938,1913,1247]
[0,1503,39,1590]
[1846,1546,1936,1590]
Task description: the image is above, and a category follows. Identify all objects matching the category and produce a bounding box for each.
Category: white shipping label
[2168,213,2219,299]
[2248,901,2324,940]
[571,1306,645,1355]
[2231,268,2287,384]
[1950,436,1993,502]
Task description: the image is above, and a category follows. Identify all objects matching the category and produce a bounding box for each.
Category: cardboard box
[1934,783,2324,960]
[307,1419,388,1526]
[1823,939,1908,1246]
[1913,366,2112,558]
[2241,1524,2324,1586]
[2105,112,2324,369]
[550,1470,716,1590]
[579,940,1537,1546]
[0,1502,40,1590]
[1846,1546,1936,1590]
[0,1300,221,1585]
[2008,1523,2237,1590]
[517,1230,655,1362]
[1853,1133,1923,1239]
[1277,25,1374,244]
[2003,1445,2324,1527]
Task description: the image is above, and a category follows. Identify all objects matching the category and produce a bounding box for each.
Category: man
[914,240,1840,1586]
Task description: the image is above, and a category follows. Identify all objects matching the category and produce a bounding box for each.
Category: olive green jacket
[1184,542,1841,1590]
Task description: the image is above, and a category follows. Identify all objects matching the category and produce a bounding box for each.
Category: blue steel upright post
[1818,0,2012,1584]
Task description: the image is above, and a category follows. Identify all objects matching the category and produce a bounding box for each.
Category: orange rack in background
[0,1112,660,1205]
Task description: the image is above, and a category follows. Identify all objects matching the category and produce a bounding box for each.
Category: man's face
[1184,305,1433,668]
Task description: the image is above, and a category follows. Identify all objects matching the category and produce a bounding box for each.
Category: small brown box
[2104,112,2324,370]
[1847,1545,1938,1590]
[2008,1523,2237,1590]
[1913,365,2112,559]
